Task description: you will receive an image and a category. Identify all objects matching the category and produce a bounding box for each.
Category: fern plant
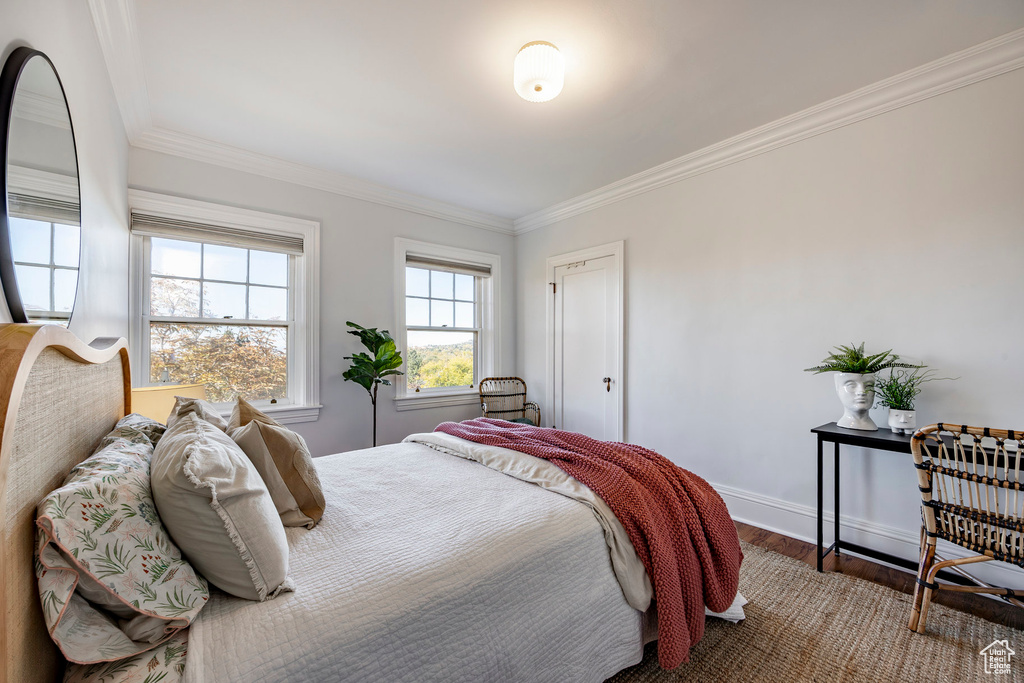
[873,368,953,411]
[804,342,922,375]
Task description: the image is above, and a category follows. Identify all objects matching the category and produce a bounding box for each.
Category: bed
[0,323,737,683]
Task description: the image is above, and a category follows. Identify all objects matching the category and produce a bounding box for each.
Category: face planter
[888,409,917,434]
[834,373,878,431]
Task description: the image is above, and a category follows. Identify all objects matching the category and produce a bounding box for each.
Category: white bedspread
[183,441,645,683]
[404,431,654,611]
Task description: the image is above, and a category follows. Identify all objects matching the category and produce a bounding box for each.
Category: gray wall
[129,148,516,456]
[2,1,131,342]
[515,68,1024,570]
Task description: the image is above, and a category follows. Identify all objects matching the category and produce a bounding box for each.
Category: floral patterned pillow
[64,628,188,683]
[103,413,168,448]
[36,414,208,664]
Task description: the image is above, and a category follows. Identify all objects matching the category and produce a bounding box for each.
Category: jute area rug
[607,541,1023,682]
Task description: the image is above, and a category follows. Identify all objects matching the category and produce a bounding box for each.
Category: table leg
[817,435,824,572]
[834,441,840,559]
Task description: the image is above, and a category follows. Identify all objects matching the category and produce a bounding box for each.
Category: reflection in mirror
[1,48,80,325]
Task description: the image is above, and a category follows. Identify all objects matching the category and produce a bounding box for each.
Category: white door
[552,255,620,440]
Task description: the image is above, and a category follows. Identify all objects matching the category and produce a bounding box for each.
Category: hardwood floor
[735,521,1024,630]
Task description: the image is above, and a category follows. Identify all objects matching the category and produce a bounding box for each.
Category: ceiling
[101,1,1024,224]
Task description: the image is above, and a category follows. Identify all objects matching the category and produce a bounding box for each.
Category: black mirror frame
[0,46,81,324]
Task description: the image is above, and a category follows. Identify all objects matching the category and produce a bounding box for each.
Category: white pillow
[151,412,292,601]
[165,396,229,432]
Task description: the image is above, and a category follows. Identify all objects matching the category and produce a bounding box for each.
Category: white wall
[2,2,131,342]
[129,148,516,456]
[515,68,1024,569]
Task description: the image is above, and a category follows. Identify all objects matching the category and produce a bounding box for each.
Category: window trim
[129,189,320,424]
[393,237,500,411]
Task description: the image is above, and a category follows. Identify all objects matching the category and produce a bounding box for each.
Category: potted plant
[805,343,921,431]
[873,368,953,434]
[343,322,404,447]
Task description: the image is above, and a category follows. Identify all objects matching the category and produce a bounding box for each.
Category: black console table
[811,422,969,585]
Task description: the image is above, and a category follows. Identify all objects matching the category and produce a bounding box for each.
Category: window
[7,165,81,324]
[130,191,320,423]
[394,238,501,410]
[9,216,79,323]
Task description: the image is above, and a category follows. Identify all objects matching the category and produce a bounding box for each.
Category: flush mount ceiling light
[513,41,564,103]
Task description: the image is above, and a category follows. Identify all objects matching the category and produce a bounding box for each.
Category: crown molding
[513,27,1024,234]
[12,92,71,130]
[87,0,153,141]
[87,0,513,233]
[133,127,515,234]
[89,2,1024,239]
[9,166,79,203]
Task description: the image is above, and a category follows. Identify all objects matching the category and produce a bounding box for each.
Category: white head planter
[888,409,917,434]
[834,373,878,431]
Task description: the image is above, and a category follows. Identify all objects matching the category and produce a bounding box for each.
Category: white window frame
[393,237,500,411]
[129,189,320,424]
[8,165,81,324]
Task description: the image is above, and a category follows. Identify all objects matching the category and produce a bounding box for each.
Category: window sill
[393,392,479,412]
[217,404,322,424]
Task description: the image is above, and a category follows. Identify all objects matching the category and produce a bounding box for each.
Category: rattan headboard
[0,324,130,683]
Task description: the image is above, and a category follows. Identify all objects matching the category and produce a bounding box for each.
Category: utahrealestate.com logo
[980,640,1014,675]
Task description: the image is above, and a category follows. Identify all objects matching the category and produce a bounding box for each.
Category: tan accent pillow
[228,398,325,529]
[151,412,292,601]
[165,396,229,432]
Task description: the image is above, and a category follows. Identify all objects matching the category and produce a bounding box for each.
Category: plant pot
[888,409,917,435]
[834,372,877,431]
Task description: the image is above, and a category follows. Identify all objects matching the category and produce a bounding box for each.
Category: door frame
[545,240,625,440]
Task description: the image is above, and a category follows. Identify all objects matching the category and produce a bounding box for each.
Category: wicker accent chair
[479,377,540,426]
[908,423,1024,633]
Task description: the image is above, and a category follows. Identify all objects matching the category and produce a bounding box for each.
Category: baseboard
[713,481,1024,590]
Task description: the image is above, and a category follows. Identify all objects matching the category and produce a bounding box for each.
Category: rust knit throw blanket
[434,418,743,669]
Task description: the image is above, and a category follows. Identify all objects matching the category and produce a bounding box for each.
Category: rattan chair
[479,377,540,426]
[908,423,1024,633]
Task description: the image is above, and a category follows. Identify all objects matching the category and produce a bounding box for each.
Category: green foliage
[407,340,474,390]
[156,587,199,618]
[873,368,955,411]
[93,540,135,578]
[804,342,922,374]
[342,322,404,395]
[343,322,405,447]
[149,277,287,401]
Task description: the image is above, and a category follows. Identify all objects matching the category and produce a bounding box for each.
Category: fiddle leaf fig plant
[343,321,404,447]
[804,342,922,375]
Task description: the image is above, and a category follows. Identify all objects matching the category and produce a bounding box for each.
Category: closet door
[552,254,620,440]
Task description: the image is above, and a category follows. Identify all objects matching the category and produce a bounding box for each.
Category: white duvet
[183,440,647,683]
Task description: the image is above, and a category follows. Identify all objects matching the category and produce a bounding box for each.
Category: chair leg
[909,537,936,633]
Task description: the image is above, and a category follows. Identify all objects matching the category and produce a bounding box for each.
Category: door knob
[603,377,611,392]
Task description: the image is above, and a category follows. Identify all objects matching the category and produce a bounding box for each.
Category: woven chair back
[479,377,528,421]
[912,423,1024,567]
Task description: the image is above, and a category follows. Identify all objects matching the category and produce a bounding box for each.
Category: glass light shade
[514,41,564,103]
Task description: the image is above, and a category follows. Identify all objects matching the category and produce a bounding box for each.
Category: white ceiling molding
[12,91,71,130]
[88,3,1022,239]
[132,127,515,234]
[513,27,1024,235]
[87,0,152,141]
[88,0,513,235]
[8,166,79,203]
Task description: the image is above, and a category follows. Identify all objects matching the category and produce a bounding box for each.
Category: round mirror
[0,47,80,325]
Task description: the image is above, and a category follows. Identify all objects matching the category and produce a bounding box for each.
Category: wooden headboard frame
[0,324,130,683]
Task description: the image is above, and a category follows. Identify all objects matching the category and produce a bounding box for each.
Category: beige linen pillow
[165,396,229,432]
[151,412,292,601]
[228,398,326,529]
